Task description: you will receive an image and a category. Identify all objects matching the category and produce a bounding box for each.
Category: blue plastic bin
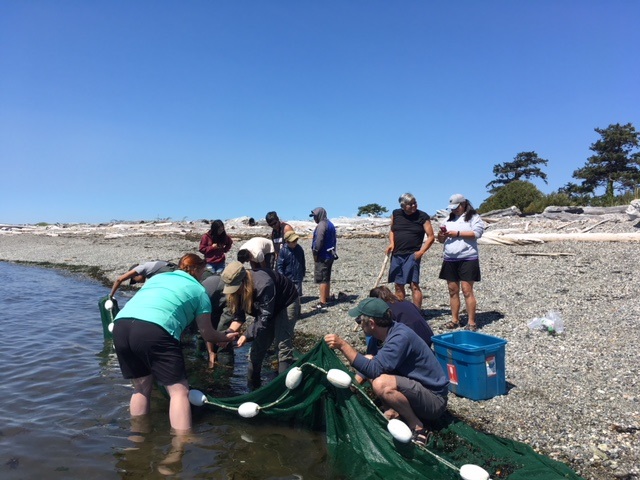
[432,331,507,401]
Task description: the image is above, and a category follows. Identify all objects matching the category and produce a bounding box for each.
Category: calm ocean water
[0,262,329,479]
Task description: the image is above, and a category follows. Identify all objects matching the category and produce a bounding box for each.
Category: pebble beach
[1,213,639,480]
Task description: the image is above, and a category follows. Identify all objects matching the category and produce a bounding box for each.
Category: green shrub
[479,181,543,214]
[588,192,638,207]
[524,192,576,214]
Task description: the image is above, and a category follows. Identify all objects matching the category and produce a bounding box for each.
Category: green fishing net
[99,295,118,340]
[193,341,584,480]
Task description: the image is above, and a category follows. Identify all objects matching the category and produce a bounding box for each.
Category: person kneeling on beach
[112,254,238,432]
[324,298,448,445]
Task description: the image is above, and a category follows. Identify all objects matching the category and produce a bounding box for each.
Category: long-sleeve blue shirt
[353,322,449,396]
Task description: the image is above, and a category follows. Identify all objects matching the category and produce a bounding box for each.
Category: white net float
[238,402,260,418]
[326,369,352,388]
[387,418,412,443]
[285,367,303,389]
[459,464,490,480]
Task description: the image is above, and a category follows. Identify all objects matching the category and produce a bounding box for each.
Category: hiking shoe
[411,427,433,447]
[314,302,328,310]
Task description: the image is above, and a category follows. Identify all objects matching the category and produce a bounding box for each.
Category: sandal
[411,427,433,447]
[444,321,460,329]
[465,323,478,332]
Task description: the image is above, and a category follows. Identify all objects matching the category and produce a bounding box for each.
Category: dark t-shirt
[367,301,434,355]
[271,222,290,255]
[389,301,433,347]
[391,209,430,255]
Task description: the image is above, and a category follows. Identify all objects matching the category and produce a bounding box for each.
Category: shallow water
[0,262,329,479]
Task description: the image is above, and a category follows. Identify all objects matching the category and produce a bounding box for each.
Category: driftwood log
[480,232,640,245]
[514,252,576,257]
[482,206,522,218]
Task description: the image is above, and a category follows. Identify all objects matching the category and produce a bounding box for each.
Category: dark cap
[348,298,390,322]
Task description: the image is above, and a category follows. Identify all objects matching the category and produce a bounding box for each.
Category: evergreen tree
[357,203,388,217]
[572,123,640,202]
[486,151,548,193]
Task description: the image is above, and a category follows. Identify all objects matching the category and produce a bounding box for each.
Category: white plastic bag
[527,311,564,334]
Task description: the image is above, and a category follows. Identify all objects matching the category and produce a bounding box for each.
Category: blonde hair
[227,269,255,314]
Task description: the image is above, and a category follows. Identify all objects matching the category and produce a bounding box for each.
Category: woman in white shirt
[436,194,485,332]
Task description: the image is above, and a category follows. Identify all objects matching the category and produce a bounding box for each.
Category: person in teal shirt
[113,253,238,432]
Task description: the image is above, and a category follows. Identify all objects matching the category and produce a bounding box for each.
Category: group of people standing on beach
[325,192,485,445]
[108,193,485,443]
[386,192,485,332]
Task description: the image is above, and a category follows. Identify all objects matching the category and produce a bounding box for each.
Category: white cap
[448,193,466,210]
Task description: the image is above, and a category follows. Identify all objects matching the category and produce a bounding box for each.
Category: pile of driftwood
[479,203,640,245]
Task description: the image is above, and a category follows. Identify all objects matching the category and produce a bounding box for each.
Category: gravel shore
[1,215,639,480]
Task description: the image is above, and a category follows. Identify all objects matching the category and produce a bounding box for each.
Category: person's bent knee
[371,374,396,394]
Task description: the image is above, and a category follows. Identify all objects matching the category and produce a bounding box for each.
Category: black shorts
[314,258,334,284]
[438,259,481,283]
[112,318,187,386]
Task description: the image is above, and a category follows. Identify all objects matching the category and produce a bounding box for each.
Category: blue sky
[1,1,638,224]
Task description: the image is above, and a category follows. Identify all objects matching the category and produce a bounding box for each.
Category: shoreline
[1,221,639,480]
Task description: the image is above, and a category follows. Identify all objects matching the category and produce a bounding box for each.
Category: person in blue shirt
[276,230,306,296]
[310,207,337,310]
[113,253,238,432]
[324,298,448,445]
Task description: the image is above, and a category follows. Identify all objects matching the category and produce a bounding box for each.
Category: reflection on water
[0,262,329,479]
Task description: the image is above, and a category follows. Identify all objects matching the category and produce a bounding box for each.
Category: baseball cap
[221,261,247,294]
[348,297,390,322]
[448,194,466,210]
[284,230,299,243]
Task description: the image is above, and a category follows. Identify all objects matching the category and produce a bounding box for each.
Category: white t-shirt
[240,237,275,263]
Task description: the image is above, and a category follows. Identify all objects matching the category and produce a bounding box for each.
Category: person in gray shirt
[109,260,176,299]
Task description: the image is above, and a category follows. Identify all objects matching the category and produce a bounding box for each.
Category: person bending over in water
[112,253,238,431]
[109,260,177,299]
